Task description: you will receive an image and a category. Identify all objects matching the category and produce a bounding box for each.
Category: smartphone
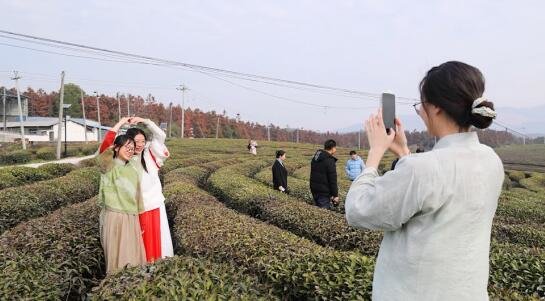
[381,93,396,133]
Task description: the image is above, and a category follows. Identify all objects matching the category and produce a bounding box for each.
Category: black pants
[313,195,331,209]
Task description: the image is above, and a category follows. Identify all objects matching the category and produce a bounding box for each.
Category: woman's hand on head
[112,117,132,132]
[129,117,146,125]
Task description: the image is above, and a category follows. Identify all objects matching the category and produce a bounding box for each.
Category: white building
[0,116,110,143]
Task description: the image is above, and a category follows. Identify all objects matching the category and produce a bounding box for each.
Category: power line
[1,30,531,137]
[0,29,419,102]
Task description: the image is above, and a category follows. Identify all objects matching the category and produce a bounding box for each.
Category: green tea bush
[0,150,32,165]
[91,256,274,300]
[0,198,104,300]
[164,180,375,300]
[208,164,382,256]
[0,167,100,233]
[38,163,76,177]
[35,147,56,160]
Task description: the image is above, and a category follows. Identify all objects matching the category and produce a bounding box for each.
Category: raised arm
[130,117,169,167]
[98,117,130,154]
[130,117,166,144]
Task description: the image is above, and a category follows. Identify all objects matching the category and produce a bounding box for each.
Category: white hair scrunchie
[471,97,497,118]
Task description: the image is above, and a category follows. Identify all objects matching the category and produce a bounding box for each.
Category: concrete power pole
[215,116,220,139]
[267,124,271,142]
[177,84,189,138]
[126,94,130,116]
[95,91,101,142]
[12,71,27,150]
[81,89,88,144]
[2,87,6,140]
[55,71,65,159]
[116,92,121,121]
[168,102,173,138]
[357,130,361,149]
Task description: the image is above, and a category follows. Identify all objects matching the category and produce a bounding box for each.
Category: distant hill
[337,105,545,137]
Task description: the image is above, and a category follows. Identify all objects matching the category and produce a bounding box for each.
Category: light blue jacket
[345,156,365,181]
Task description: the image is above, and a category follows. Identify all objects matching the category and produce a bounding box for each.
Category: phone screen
[381,93,396,132]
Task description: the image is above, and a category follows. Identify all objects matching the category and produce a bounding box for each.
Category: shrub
[91,256,274,300]
[0,150,32,165]
[0,172,21,190]
[38,163,76,177]
[519,173,545,193]
[0,167,100,233]
[78,157,97,167]
[496,191,545,225]
[492,220,545,249]
[35,147,56,160]
[0,166,52,190]
[489,241,545,298]
[164,180,375,300]
[0,198,104,300]
[79,143,100,156]
[207,163,382,256]
[508,170,527,183]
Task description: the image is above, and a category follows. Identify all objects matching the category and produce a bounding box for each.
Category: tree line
[0,84,531,149]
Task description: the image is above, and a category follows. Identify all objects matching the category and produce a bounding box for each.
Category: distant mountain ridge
[337,105,545,137]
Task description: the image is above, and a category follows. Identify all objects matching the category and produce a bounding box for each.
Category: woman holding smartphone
[346,61,504,300]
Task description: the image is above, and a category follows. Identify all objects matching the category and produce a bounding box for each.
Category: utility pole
[296,128,300,143]
[95,91,101,142]
[358,130,361,149]
[55,71,65,159]
[215,115,220,139]
[116,92,121,121]
[81,89,88,144]
[176,84,189,138]
[267,124,271,142]
[2,87,6,140]
[168,102,173,138]
[12,71,27,150]
[126,94,130,116]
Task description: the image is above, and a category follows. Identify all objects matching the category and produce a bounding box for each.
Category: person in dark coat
[272,150,289,194]
[310,139,339,209]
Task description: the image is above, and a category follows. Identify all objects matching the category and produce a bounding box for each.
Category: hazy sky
[1,0,544,132]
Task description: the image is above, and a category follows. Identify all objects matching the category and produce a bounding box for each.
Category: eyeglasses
[413,101,424,114]
[123,145,135,153]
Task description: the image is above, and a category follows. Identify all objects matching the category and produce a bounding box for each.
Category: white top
[132,119,170,212]
[345,132,504,301]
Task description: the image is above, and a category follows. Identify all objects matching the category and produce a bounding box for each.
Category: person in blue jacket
[345,150,365,181]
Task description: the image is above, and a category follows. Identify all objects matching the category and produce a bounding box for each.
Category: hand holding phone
[381,93,396,133]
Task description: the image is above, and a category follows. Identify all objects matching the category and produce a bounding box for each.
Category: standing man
[310,139,339,209]
[345,150,365,181]
[272,150,289,194]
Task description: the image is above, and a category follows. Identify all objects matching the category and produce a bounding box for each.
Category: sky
[0,0,544,133]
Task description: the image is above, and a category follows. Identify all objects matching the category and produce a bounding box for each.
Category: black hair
[324,139,337,151]
[276,150,286,158]
[349,150,357,155]
[125,127,148,173]
[419,61,494,130]
[112,135,135,161]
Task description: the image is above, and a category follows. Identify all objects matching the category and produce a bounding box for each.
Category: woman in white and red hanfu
[118,116,174,262]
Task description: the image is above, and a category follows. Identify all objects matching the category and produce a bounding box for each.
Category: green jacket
[97,149,142,214]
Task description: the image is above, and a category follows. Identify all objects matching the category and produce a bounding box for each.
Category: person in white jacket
[345,61,504,300]
[126,117,173,262]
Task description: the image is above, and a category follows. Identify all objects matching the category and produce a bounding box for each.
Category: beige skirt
[100,209,147,274]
